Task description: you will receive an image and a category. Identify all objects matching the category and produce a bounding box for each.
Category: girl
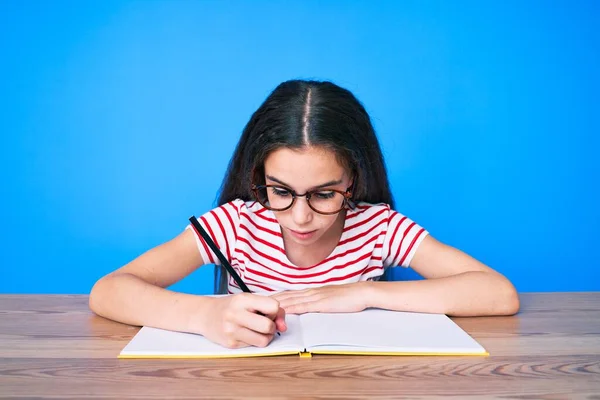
[90,79,519,350]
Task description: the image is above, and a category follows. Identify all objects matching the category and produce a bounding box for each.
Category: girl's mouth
[289,229,317,241]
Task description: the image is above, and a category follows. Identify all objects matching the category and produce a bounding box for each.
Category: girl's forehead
[264,147,349,185]
[265,147,344,169]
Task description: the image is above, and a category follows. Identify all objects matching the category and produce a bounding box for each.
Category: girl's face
[262,146,353,248]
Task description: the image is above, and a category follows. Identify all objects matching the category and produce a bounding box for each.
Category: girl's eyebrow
[265,175,343,190]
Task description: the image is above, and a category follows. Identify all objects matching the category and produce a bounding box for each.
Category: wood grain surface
[1,293,599,399]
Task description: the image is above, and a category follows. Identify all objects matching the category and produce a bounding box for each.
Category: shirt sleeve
[186,200,242,265]
[382,208,429,268]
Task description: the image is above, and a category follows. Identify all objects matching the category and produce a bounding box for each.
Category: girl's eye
[271,187,291,197]
[314,191,336,200]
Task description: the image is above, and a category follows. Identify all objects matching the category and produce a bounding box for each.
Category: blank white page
[119,315,304,358]
[300,309,487,355]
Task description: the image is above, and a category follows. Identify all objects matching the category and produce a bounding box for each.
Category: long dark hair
[213,79,395,293]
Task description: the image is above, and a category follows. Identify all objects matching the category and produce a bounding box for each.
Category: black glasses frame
[251,184,353,215]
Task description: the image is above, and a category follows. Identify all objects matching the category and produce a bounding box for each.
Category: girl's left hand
[271,283,370,314]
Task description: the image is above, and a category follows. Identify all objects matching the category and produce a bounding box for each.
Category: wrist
[361,281,380,309]
[181,294,216,335]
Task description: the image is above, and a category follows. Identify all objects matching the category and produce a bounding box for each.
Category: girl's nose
[291,197,313,226]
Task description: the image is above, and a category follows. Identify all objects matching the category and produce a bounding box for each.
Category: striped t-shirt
[188,199,428,294]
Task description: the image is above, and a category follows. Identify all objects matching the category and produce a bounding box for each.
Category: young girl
[89,79,519,350]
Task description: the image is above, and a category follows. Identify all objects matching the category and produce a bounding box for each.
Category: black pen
[188,216,280,336]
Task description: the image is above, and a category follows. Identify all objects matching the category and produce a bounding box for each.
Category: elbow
[496,280,520,316]
[88,274,116,316]
[88,277,105,315]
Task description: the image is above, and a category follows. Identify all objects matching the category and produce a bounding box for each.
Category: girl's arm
[89,228,287,347]
[274,235,519,316]
[365,235,520,316]
[89,228,213,333]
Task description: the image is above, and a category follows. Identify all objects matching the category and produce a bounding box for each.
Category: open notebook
[119,309,488,358]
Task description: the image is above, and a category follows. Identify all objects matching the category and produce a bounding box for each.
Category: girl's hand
[272,282,371,315]
[197,294,287,349]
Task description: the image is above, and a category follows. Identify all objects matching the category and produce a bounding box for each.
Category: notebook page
[119,314,303,358]
[300,309,486,355]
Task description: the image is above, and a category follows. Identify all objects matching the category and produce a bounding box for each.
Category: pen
[188,216,280,336]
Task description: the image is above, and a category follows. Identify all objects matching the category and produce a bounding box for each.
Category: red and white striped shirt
[188,199,428,294]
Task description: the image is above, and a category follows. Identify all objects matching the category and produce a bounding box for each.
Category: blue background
[1,1,598,294]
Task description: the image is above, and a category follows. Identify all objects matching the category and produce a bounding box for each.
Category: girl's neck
[283,211,346,267]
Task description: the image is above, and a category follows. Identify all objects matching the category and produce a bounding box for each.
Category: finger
[235,310,276,335]
[284,300,322,315]
[278,293,321,310]
[235,327,274,348]
[274,307,287,332]
[271,289,311,302]
[269,291,286,301]
[221,339,247,349]
[239,294,281,319]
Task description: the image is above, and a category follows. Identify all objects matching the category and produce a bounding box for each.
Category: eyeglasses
[251,184,352,215]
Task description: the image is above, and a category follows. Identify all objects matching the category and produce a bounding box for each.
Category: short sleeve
[382,209,429,268]
[186,199,243,265]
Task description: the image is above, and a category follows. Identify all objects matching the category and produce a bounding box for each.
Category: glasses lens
[255,186,294,210]
[308,190,346,214]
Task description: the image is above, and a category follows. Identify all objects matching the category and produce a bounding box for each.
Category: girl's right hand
[198,293,287,349]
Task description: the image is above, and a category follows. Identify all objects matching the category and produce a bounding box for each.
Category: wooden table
[1,293,599,399]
